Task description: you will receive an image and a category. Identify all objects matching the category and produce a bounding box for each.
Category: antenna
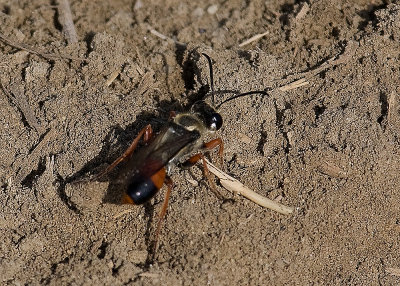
[202,53,215,105]
[201,53,269,109]
[216,90,269,109]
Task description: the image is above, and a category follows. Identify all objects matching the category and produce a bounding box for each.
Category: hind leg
[91,124,153,181]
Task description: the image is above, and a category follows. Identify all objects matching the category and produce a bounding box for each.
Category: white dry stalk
[239,31,269,47]
[105,70,120,86]
[279,78,309,91]
[204,158,294,215]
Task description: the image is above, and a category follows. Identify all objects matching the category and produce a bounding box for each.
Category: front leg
[182,137,224,168]
[181,138,225,200]
[203,138,224,166]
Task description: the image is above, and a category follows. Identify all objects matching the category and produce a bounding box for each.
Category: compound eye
[209,113,223,130]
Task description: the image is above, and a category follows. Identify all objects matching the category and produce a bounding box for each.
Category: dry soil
[1,0,400,285]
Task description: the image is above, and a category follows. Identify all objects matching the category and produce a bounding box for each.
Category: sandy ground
[1,0,400,285]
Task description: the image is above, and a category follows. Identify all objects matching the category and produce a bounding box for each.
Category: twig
[145,24,186,46]
[276,41,356,91]
[0,81,44,134]
[0,33,87,62]
[388,91,397,125]
[105,70,120,86]
[46,155,55,176]
[204,158,294,215]
[239,31,269,47]
[13,129,54,183]
[56,0,78,44]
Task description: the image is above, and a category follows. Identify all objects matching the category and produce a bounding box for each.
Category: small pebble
[207,4,218,15]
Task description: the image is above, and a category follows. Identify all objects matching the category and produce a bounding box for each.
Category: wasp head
[191,100,223,131]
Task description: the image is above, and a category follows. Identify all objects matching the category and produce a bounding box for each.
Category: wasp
[90,53,267,252]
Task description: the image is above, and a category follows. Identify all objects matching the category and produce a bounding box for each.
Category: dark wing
[122,122,200,178]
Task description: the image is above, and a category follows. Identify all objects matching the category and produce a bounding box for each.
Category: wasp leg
[203,137,224,166]
[182,137,224,168]
[153,176,173,256]
[91,124,153,181]
[181,138,225,200]
[183,152,225,201]
[169,110,177,119]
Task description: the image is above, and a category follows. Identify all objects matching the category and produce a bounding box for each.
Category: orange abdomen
[122,167,166,205]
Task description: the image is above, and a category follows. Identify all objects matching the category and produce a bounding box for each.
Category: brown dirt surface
[1,0,400,285]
